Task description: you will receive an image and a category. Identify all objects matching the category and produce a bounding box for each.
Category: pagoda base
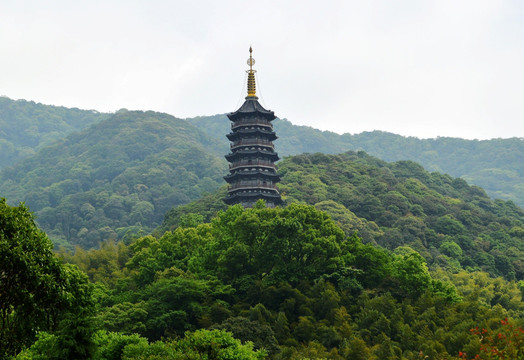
[224,191,282,207]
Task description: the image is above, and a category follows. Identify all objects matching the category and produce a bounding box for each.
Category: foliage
[92,331,149,360]
[0,96,109,169]
[0,198,95,359]
[200,203,346,284]
[122,329,266,360]
[156,186,228,235]
[51,203,523,359]
[2,102,524,358]
[17,329,266,360]
[273,151,524,281]
[0,110,227,248]
[162,151,524,282]
[457,318,524,360]
[211,316,280,355]
[190,115,524,208]
[2,102,524,252]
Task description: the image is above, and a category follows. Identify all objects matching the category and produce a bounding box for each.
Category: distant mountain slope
[162,151,524,281]
[0,96,109,169]
[0,110,227,248]
[189,114,524,207]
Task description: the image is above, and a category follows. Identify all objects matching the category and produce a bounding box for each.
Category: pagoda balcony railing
[228,181,278,191]
[230,139,274,148]
[231,120,273,130]
[229,159,276,169]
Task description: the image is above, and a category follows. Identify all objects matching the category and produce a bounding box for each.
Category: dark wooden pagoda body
[224,96,282,207]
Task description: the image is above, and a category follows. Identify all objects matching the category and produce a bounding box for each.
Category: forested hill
[162,151,524,281]
[190,114,524,207]
[6,196,524,358]
[0,110,227,248]
[0,96,109,169]
[2,107,524,358]
[2,99,523,253]
[1,97,523,208]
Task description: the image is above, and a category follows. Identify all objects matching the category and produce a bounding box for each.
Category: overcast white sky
[1,0,523,139]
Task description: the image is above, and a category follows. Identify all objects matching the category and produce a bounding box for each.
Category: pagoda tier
[225,149,279,162]
[226,128,277,141]
[229,137,277,149]
[224,47,282,208]
[224,188,282,206]
[224,168,281,183]
[231,117,274,130]
[228,158,277,170]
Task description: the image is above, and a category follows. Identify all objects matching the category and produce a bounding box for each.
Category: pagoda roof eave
[227,98,276,121]
[224,171,281,183]
[224,192,283,205]
[227,129,277,141]
[225,150,279,162]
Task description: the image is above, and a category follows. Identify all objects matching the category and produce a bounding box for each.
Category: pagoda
[224,47,282,207]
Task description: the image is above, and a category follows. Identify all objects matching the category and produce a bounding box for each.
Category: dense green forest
[0,96,109,169]
[1,99,524,251]
[163,151,524,282]
[190,115,524,208]
[3,198,523,359]
[0,110,227,248]
[1,98,524,358]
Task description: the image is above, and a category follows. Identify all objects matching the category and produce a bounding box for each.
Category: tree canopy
[191,114,524,208]
[0,111,227,248]
[4,199,523,359]
[162,151,524,282]
[0,96,108,169]
[0,198,95,358]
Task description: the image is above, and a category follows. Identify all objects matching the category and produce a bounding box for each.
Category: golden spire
[246,46,257,98]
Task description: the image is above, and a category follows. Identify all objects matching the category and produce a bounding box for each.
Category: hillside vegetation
[9,201,521,359]
[163,151,524,282]
[1,100,523,254]
[1,105,523,358]
[190,115,524,207]
[0,110,227,248]
[0,96,109,169]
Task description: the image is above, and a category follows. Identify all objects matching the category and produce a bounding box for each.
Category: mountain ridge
[0,110,227,248]
[1,98,524,249]
[162,150,524,281]
[190,114,524,207]
[0,96,110,169]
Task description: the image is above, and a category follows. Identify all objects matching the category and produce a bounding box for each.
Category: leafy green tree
[97,302,148,335]
[284,341,335,359]
[14,332,57,360]
[212,316,279,355]
[92,331,149,360]
[51,265,96,359]
[122,329,266,360]
[435,214,466,236]
[341,337,373,360]
[344,235,393,289]
[201,203,345,284]
[440,240,463,258]
[390,252,432,299]
[0,198,95,358]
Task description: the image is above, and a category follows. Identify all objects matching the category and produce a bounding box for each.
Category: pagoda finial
[246,46,256,98]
